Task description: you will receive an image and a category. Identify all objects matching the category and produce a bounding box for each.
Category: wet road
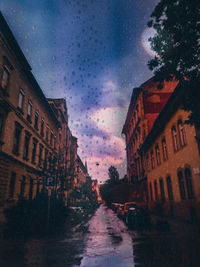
[80,204,133,267]
[78,204,200,267]
[1,204,200,266]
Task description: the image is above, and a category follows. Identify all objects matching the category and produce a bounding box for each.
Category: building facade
[122,77,178,203]
[0,12,61,219]
[47,98,69,199]
[142,83,200,221]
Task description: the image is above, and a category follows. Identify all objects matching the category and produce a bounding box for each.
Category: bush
[3,194,69,239]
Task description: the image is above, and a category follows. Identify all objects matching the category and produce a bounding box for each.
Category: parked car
[123,202,138,220]
[116,204,124,218]
[111,203,121,213]
[126,207,151,230]
[69,206,84,214]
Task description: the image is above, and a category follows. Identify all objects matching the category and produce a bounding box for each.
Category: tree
[99,180,112,205]
[99,166,120,205]
[148,0,200,127]
[108,166,119,185]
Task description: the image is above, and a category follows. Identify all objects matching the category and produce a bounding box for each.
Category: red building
[122,77,178,203]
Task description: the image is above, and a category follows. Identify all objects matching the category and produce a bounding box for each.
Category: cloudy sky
[0,0,158,182]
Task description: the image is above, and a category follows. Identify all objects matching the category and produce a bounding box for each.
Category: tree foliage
[108,166,119,184]
[99,166,120,205]
[148,0,200,126]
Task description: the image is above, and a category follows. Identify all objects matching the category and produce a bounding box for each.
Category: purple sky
[0,0,158,182]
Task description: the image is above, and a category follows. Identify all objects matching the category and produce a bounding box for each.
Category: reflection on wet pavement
[79,204,134,267]
[1,204,200,267]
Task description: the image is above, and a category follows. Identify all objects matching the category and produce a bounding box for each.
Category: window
[50,131,53,146]
[178,120,186,147]
[20,176,26,198]
[151,150,155,169]
[34,110,39,130]
[46,125,49,142]
[23,131,31,161]
[166,176,173,200]
[48,153,52,171]
[172,126,178,151]
[0,113,5,139]
[38,144,43,167]
[18,89,24,110]
[54,135,56,149]
[13,121,23,155]
[162,138,168,160]
[133,113,136,128]
[29,178,33,200]
[31,138,38,164]
[1,67,9,89]
[136,104,139,120]
[149,182,153,201]
[159,178,165,201]
[41,118,44,136]
[155,144,161,165]
[44,149,48,170]
[135,106,138,122]
[154,180,158,200]
[8,172,16,198]
[185,168,194,199]
[27,100,32,122]
[145,153,150,171]
[136,158,141,177]
[178,171,186,200]
[143,130,146,141]
[36,181,40,196]
[52,157,56,171]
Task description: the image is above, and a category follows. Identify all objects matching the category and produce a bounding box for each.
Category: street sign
[45,176,55,186]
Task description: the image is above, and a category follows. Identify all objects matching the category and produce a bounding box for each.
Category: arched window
[185,168,194,199]
[166,176,173,200]
[149,182,153,201]
[136,104,139,121]
[145,153,150,171]
[162,137,168,160]
[159,178,165,201]
[154,180,158,200]
[18,88,24,110]
[155,144,161,165]
[20,176,26,197]
[29,178,33,200]
[151,150,155,169]
[135,107,138,122]
[172,126,178,151]
[178,120,186,147]
[178,171,186,200]
[133,113,136,128]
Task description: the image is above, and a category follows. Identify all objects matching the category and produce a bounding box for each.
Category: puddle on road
[79,204,134,267]
[109,234,123,244]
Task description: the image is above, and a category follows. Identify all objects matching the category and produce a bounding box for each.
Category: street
[1,204,200,267]
[80,204,134,267]
[78,204,200,267]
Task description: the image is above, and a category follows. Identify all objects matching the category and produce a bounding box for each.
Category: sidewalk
[150,213,200,235]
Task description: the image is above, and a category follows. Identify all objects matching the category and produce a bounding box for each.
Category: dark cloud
[0,0,159,180]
